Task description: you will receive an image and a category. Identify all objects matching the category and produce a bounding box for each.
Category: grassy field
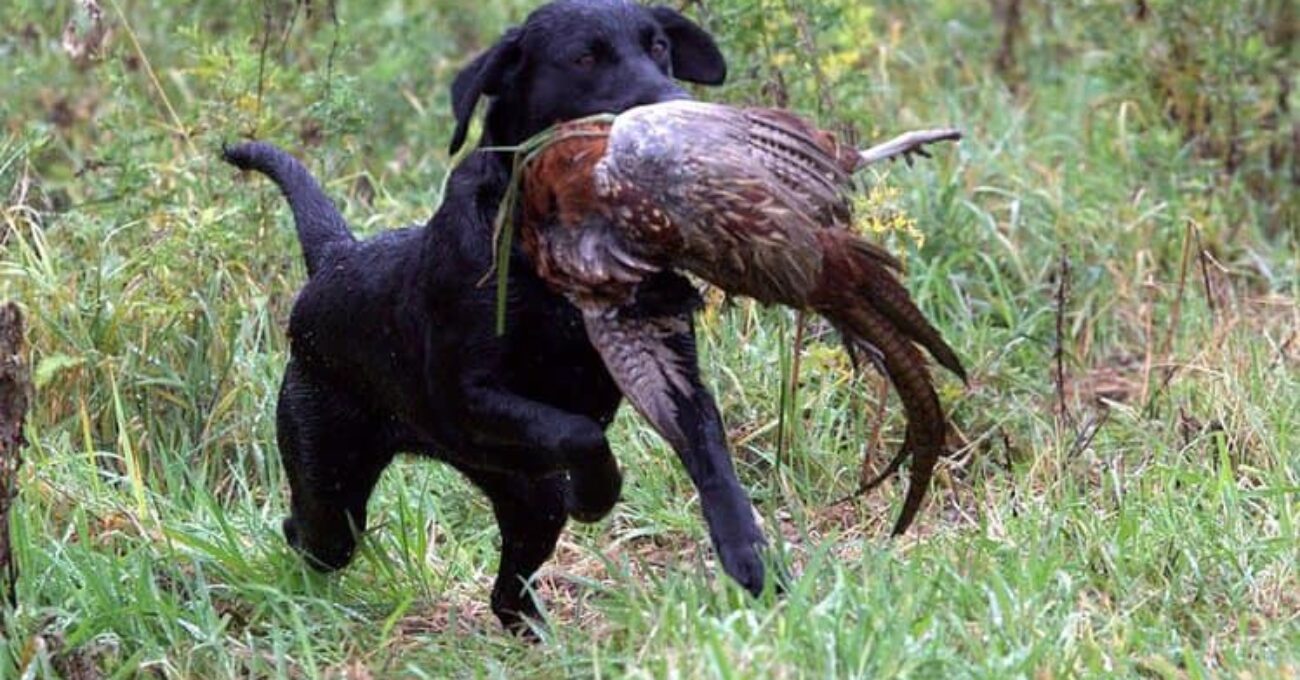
[2,0,1297,677]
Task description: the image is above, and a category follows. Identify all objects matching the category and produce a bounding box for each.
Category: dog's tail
[223,141,355,276]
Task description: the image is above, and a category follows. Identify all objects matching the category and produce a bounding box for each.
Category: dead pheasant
[508,100,965,535]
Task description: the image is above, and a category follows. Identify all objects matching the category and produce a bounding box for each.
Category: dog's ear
[650,6,726,86]
[450,28,523,155]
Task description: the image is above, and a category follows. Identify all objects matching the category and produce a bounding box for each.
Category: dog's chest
[506,287,621,422]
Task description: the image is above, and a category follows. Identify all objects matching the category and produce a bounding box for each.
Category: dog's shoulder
[443,152,510,212]
[424,152,513,272]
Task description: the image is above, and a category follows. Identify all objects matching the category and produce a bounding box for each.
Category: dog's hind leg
[276,359,395,571]
[459,467,568,637]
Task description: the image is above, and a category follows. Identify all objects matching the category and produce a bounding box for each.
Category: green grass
[2,0,1297,677]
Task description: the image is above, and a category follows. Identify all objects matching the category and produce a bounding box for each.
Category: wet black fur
[223,0,769,634]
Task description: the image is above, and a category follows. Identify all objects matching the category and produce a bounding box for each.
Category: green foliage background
[0,0,1296,676]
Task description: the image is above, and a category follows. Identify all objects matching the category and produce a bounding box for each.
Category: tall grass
[1,0,1296,676]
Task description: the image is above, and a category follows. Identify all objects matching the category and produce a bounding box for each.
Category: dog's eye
[574,53,596,70]
[649,40,668,60]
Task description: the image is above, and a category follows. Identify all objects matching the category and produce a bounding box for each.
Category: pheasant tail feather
[822,303,947,535]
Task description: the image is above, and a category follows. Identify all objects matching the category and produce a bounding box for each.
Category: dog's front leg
[673,379,768,595]
[459,381,622,520]
[583,274,769,595]
[460,381,611,470]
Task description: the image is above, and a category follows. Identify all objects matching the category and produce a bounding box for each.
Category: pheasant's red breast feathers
[522,125,611,229]
[520,122,668,304]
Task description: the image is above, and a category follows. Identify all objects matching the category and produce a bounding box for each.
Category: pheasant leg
[858,128,963,167]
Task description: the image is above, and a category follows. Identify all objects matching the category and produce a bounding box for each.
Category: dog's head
[449,0,727,155]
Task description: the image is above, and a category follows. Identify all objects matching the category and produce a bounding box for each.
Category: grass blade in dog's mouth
[478,114,618,335]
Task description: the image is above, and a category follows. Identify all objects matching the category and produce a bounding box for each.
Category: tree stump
[0,302,29,607]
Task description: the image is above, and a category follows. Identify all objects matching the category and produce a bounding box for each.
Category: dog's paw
[716,538,767,597]
[565,453,622,523]
[282,516,355,572]
[491,586,547,642]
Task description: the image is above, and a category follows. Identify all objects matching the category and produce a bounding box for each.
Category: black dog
[223,0,768,633]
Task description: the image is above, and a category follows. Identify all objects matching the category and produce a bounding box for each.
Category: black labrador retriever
[223,0,768,633]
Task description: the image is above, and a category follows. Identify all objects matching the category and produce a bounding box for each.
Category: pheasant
[509,100,965,535]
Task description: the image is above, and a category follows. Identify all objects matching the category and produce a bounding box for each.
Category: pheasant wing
[740,106,858,225]
[579,273,706,452]
[599,102,860,305]
[606,102,855,231]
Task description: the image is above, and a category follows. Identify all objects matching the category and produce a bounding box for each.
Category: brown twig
[325,0,340,101]
[992,0,1023,91]
[999,426,1016,471]
[276,0,299,63]
[1066,408,1110,459]
[1138,269,1156,407]
[1162,221,1194,359]
[1053,248,1072,427]
[254,0,274,136]
[1192,224,1217,317]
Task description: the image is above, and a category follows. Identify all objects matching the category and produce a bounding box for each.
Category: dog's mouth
[553,92,694,127]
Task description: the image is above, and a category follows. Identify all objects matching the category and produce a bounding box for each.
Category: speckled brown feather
[581,305,696,450]
[810,231,966,383]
